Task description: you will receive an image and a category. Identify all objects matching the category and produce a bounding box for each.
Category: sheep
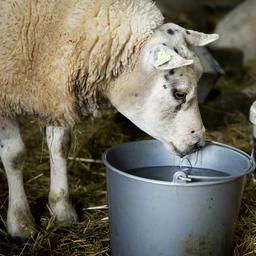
[0,0,218,241]
[212,0,256,64]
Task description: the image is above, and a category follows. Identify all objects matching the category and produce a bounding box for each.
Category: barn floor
[0,61,255,255]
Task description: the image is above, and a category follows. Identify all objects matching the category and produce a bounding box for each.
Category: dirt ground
[1,2,256,255]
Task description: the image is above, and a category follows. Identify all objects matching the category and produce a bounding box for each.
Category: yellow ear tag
[155,50,171,67]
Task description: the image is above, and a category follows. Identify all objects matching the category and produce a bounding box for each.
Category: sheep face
[107,23,218,156]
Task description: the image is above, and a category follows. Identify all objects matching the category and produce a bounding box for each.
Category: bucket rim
[102,140,255,186]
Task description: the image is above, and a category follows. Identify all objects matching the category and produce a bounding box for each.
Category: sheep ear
[153,45,193,70]
[185,30,219,46]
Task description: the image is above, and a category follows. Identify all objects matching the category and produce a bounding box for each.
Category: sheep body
[0,0,164,126]
[213,0,256,64]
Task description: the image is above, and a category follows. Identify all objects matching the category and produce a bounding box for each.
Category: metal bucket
[102,140,255,256]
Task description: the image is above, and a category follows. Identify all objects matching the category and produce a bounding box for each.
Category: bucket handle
[172,171,235,184]
[172,169,255,184]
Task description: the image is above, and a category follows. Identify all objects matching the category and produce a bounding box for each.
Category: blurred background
[0,0,256,255]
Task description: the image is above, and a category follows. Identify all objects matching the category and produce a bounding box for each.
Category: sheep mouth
[165,141,199,157]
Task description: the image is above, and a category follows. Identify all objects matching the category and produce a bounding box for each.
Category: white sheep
[0,0,218,241]
[212,0,256,64]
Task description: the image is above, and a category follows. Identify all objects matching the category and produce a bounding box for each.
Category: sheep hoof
[7,208,36,245]
[11,236,28,246]
[9,226,36,245]
[50,200,78,225]
[11,229,38,246]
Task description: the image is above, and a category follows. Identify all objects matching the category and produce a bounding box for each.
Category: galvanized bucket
[102,140,255,256]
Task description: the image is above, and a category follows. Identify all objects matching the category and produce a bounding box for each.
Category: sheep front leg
[0,117,35,241]
[46,126,77,224]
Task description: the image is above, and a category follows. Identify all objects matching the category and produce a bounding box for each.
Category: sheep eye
[174,91,187,100]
